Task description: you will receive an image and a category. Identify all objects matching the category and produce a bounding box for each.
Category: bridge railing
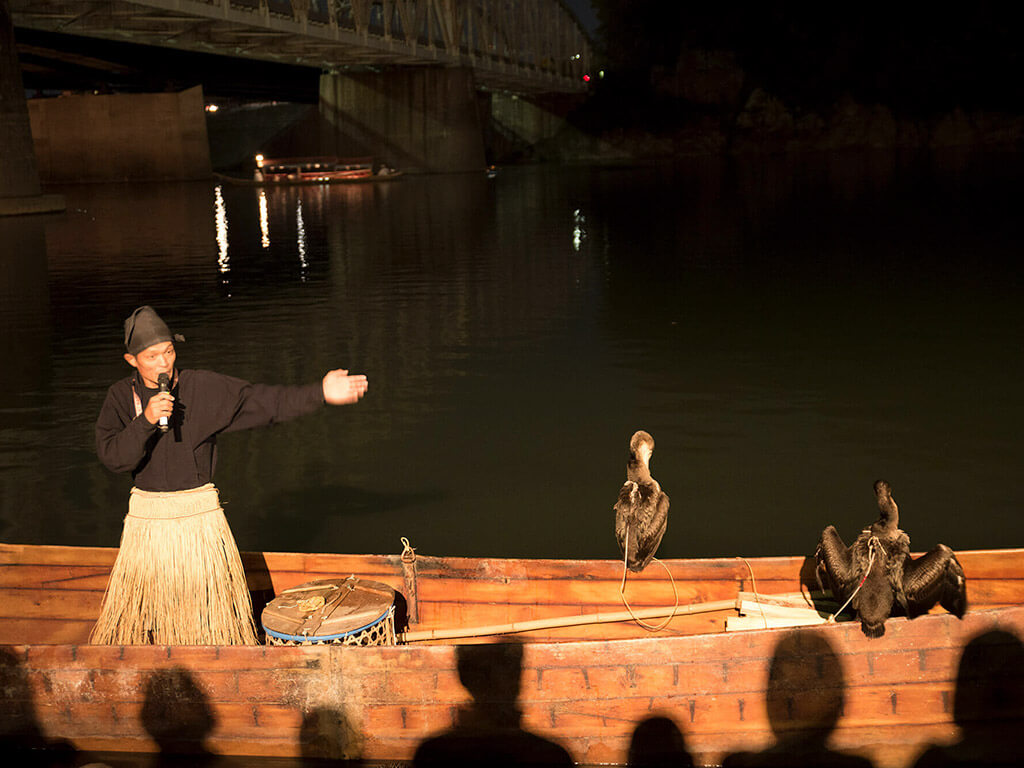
[222,0,591,89]
[12,0,591,93]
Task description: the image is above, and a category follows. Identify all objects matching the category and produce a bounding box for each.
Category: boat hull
[2,544,1022,766]
[5,608,1022,766]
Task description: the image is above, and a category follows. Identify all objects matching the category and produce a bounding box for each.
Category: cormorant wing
[613,481,638,557]
[815,525,855,601]
[902,545,968,618]
[632,491,669,567]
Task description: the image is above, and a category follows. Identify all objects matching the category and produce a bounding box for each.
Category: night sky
[598,3,1023,112]
[565,0,598,36]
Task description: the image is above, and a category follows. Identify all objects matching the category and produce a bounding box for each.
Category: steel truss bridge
[10,0,592,94]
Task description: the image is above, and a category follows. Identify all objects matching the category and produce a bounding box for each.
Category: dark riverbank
[531,3,1024,165]
[536,98,1024,164]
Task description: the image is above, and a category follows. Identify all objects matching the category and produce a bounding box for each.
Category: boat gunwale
[3,602,1018,654]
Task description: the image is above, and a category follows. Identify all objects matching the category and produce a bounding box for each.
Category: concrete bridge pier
[491,93,570,147]
[0,0,63,216]
[486,92,591,162]
[319,67,486,174]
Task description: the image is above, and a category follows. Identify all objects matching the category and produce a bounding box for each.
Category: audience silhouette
[8,621,1021,767]
[299,706,365,766]
[140,666,220,767]
[627,715,694,767]
[0,648,77,767]
[412,638,573,766]
[914,629,1024,767]
[722,630,874,767]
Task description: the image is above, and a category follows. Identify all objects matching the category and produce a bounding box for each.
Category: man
[91,306,368,645]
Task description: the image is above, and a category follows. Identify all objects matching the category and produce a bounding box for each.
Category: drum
[261,576,396,646]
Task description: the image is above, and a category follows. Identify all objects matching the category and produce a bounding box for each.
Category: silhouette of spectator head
[300,706,363,764]
[721,630,872,768]
[952,629,1024,728]
[140,667,215,755]
[455,638,524,726]
[627,715,694,767]
[0,648,45,750]
[414,637,573,766]
[765,630,844,745]
[0,649,79,763]
[913,629,1024,768]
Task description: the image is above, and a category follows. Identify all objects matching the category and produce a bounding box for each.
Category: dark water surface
[1,154,1021,561]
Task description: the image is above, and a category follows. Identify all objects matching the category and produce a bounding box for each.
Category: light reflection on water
[0,156,1021,560]
[215,184,230,277]
[258,189,270,250]
[296,198,308,275]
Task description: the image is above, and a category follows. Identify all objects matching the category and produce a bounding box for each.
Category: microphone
[157,373,170,432]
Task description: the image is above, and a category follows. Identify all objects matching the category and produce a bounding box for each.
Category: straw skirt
[90,483,258,645]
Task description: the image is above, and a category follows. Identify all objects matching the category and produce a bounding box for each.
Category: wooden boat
[212,156,403,186]
[256,155,374,183]
[213,170,404,187]
[2,542,1022,767]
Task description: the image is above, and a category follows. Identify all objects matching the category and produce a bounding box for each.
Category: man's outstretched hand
[322,369,369,405]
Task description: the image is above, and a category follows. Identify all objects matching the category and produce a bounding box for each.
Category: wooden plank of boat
[727,590,841,631]
[1,543,1023,767]
[6,608,1022,766]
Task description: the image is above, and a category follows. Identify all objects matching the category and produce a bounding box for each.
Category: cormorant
[614,431,670,572]
[815,480,967,638]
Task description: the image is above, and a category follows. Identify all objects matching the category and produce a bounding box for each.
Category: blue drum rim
[262,606,393,644]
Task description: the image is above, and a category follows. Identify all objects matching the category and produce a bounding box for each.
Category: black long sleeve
[96,369,324,491]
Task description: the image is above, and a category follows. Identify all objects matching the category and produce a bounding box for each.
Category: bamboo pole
[398,599,738,643]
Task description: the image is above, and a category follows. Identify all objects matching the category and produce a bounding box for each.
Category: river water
[0,153,1021,561]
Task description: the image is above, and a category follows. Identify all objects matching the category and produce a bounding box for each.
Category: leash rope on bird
[828,535,882,623]
[618,526,680,632]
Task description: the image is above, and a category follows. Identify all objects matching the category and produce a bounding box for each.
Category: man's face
[124,341,176,388]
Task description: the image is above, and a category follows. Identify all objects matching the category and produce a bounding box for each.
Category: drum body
[261,577,396,646]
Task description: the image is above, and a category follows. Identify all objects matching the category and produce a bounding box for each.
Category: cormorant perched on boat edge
[815,479,968,638]
[614,430,670,573]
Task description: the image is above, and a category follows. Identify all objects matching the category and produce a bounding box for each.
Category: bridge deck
[12,0,591,94]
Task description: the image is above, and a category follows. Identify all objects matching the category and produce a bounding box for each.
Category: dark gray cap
[124,306,182,355]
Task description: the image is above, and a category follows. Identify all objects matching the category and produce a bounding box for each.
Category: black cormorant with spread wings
[614,431,669,572]
[815,480,967,638]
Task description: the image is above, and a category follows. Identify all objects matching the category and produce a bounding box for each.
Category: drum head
[261,577,395,643]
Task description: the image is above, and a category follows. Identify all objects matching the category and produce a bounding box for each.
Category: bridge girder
[11,0,592,95]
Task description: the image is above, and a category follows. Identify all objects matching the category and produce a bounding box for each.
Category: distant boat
[214,155,402,186]
[256,155,372,182]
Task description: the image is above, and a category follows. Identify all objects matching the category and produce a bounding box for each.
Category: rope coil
[400,536,416,563]
[618,526,680,632]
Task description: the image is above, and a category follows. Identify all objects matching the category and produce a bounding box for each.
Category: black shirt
[95,369,324,491]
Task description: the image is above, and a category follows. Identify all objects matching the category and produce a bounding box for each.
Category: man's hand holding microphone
[144,372,174,431]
